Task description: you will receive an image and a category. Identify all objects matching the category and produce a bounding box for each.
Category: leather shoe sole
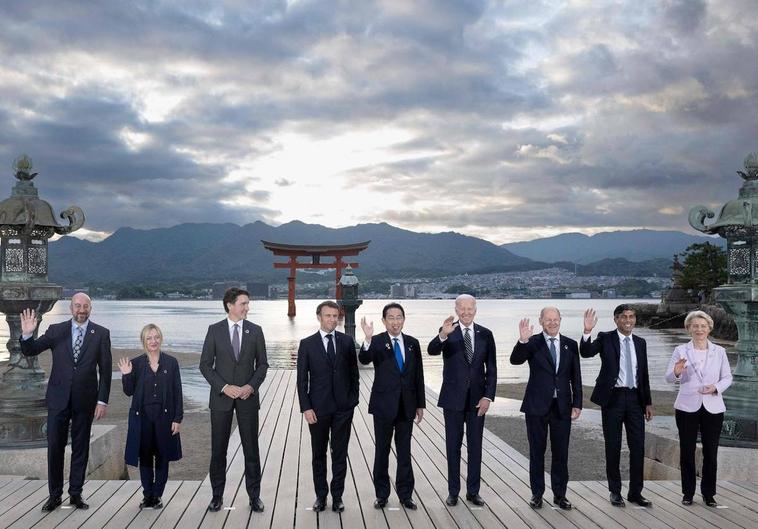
[41,497,62,512]
[627,495,652,507]
[466,493,485,506]
[704,497,717,507]
[445,495,458,506]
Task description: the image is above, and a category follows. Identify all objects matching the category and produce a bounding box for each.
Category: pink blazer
[664,341,732,414]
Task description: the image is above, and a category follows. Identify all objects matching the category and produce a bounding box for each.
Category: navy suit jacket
[359,332,425,420]
[21,319,112,411]
[122,352,183,466]
[580,330,652,408]
[296,331,359,416]
[427,323,497,411]
[199,319,268,412]
[510,333,582,417]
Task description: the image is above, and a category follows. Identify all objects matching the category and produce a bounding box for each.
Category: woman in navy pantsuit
[119,324,183,509]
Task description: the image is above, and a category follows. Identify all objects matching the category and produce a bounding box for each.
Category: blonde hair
[684,310,714,331]
[140,323,164,352]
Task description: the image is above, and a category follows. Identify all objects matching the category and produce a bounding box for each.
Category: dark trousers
[675,406,724,499]
[47,401,94,498]
[209,402,261,499]
[309,409,354,501]
[443,408,485,496]
[373,398,414,501]
[525,399,571,498]
[601,388,645,497]
[139,405,169,497]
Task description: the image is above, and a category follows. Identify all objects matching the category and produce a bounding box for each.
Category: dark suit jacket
[122,352,183,466]
[199,319,268,412]
[296,331,359,416]
[510,333,582,417]
[359,332,425,420]
[21,319,112,411]
[427,323,497,411]
[580,330,652,408]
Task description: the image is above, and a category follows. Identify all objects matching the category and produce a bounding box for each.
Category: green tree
[678,242,727,300]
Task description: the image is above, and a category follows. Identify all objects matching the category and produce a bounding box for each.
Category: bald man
[21,293,112,512]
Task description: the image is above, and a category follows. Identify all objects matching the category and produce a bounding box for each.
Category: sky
[1,0,756,244]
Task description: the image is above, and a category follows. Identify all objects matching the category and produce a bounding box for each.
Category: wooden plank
[9,481,104,529]
[719,481,758,510]
[35,481,126,529]
[77,480,142,529]
[655,480,757,529]
[564,482,641,529]
[294,399,318,529]
[0,480,48,519]
[150,480,202,529]
[582,480,673,529]
[0,479,29,503]
[338,412,367,529]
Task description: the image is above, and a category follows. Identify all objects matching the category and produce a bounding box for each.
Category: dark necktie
[232,323,240,361]
[73,326,83,363]
[624,337,635,388]
[549,337,557,371]
[464,327,473,364]
[393,338,404,371]
[326,333,336,364]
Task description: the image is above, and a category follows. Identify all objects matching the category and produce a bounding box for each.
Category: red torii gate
[261,240,370,317]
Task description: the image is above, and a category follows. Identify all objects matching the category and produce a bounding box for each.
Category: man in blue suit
[296,300,359,513]
[20,293,112,512]
[360,302,425,510]
[427,294,497,507]
[511,306,582,510]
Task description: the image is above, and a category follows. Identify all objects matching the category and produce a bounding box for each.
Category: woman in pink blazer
[665,311,732,507]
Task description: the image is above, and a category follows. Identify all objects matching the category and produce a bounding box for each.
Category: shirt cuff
[438,334,447,342]
[483,397,493,402]
[21,334,32,340]
[221,383,228,394]
[518,340,528,344]
[97,401,107,406]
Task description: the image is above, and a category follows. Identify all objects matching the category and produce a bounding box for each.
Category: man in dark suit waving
[200,287,268,513]
[359,302,425,510]
[296,300,359,513]
[581,305,653,508]
[511,306,581,510]
[20,292,112,512]
[427,294,496,507]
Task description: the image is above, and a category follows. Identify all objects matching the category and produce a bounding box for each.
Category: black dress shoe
[332,499,345,512]
[250,497,265,512]
[400,498,417,510]
[529,495,543,509]
[69,495,89,510]
[704,496,718,507]
[41,496,62,512]
[553,497,572,510]
[139,496,155,509]
[445,495,458,506]
[627,495,652,507]
[466,493,485,506]
[208,497,223,512]
[374,498,387,509]
[610,492,626,507]
[682,496,693,506]
[152,497,163,509]
[313,497,326,512]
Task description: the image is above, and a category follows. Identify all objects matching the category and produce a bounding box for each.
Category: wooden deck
[1,369,756,528]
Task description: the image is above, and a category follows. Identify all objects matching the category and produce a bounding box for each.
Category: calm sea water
[0,299,715,395]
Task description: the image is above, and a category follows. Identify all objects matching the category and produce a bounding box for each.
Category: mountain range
[47,222,719,285]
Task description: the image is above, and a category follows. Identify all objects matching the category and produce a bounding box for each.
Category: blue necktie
[549,337,557,372]
[393,338,404,371]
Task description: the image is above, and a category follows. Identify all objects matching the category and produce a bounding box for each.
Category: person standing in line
[296,300,359,513]
[20,292,112,512]
[511,306,581,510]
[359,302,425,510]
[427,294,496,507]
[581,305,654,508]
[200,287,268,513]
[119,323,183,509]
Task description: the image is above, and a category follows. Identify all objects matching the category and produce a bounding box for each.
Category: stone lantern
[0,155,85,447]
[336,265,362,341]
[689,152,758,447]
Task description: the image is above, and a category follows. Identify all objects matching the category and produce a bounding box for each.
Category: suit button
[136,411,139,415]
[164,409,168,413]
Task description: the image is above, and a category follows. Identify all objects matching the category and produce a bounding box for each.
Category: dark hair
[613,304,636,317]
[223,287,250,313]
[316,300,339,315]
[382,302,405,319]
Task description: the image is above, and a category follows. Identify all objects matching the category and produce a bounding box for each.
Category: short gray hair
[539,306,561,320]
[455,294,476,305]
[684,310,714,331]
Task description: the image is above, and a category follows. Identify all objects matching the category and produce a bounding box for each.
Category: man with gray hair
[428,294,497,507]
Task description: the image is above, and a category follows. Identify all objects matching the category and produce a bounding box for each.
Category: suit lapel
[220,320,237,363]
[539,334,556,372]
[65,323,74,360]
[402,333,413,373]
[78,323,94,360]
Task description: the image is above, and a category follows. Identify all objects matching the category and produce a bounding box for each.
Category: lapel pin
[90,329,95,334]
[385,343,391,350]
[244,329,250,334]
[164,369,168,374]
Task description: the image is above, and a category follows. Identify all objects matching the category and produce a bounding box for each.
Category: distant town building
[390,283,418,299]
[566,292,592,299]
[212,281,248,299]
[247,282,269,299]
[267,286,279,299]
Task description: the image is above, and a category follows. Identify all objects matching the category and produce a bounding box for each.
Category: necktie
[232,323,240,361]
[624,337,635,388]
[549,337,557,371]
[326,333,336,364]
[393,338,404,371]
[73,326,83,363]
[464,327,473,364]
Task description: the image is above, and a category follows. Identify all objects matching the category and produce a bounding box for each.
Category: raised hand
[20,308,38,336]
[673,356,687,376]
[583,308,598,333]
[518,318,533,342]
[440,315,457,338]
[360,316,374,341]
[117,357,132,375]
